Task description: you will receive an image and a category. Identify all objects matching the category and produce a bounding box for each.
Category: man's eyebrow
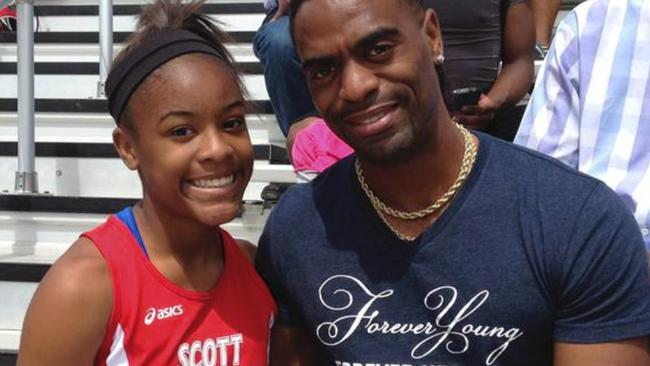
[302,54,338,72]
[301,28,400,71]
[353,27,400,51]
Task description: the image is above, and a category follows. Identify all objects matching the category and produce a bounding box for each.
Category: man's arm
[270,325,321,366]
[554,339,650,366]
[531,0,561,48]
[513,10,580,166]
[458,1,534,128]
[550,183,650,366]
[270,0,290,21]
[17,238,112,366]
[256,209,321,365]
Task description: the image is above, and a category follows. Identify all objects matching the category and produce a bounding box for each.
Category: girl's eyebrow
[223,99,247,112]
[158,110,195,124]
[158,100,247,123]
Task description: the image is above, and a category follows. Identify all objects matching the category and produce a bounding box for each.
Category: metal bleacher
[0,0,582,363]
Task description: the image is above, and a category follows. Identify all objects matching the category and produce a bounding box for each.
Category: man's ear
[422,8,444,61]
[113,127,138,171]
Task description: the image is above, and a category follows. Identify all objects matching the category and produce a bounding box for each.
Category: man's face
[293,0,444,163]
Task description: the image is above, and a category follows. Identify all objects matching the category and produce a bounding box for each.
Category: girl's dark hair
[110,0,246,130]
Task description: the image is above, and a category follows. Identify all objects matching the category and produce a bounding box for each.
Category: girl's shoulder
[234,238,257,263]
[18,237,112,364]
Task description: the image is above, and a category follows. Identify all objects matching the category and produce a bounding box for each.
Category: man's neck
[358,118,467,214]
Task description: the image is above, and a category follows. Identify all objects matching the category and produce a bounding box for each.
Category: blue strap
[115,206,148,258]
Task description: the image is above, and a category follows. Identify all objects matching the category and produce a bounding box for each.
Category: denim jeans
[253,13,319,136]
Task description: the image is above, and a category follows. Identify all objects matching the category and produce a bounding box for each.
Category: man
[515,0,650,249]
[256,0,650,365]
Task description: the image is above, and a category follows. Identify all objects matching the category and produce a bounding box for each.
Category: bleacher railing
[12,0,114,193]
[98,0,113,98]
[14,0,37,193]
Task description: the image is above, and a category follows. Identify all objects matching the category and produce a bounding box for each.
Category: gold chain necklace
[355,122,478,241]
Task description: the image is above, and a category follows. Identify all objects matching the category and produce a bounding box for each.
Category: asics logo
[144,305,184,325]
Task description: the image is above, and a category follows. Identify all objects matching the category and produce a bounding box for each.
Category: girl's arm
[17,237,112,366]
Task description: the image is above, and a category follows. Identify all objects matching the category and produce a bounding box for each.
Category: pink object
[291,119,353,173]
[0,7,16,32]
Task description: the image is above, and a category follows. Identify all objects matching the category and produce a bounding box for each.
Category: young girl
[17,1,276,364]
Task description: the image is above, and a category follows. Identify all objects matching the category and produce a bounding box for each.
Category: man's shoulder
[480,133,619,215]
[484,135,642,257]
[484,133,599,188]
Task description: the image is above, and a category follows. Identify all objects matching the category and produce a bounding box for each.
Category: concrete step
[0,72,268,99]
[0,43,258,63]
[0,3,265,45]
[0,281,37,353]
[0,330,20,355]
[29,7,264,33]
[0,156,296,198]
[0,111,284,145]
[0,196,273,262]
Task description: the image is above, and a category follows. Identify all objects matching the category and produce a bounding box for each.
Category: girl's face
[114,53,254,227]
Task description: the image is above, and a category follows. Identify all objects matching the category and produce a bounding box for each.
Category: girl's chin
[195,205,241,227]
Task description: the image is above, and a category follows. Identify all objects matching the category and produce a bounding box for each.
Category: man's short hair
[288,0,425,41]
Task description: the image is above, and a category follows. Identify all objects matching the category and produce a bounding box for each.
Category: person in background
[254,0,317,140]
[17,1,276,364]
[515,0,650,249]
[254,0,352,181]
[531,0,561,58]
[256,0,650,365]
[423,0,535,141]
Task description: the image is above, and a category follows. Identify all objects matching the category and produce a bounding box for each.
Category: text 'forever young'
[317,275,523,365]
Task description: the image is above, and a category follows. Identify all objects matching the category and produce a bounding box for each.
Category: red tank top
[83,215,277,366]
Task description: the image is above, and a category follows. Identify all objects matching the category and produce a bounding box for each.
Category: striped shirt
[515,0,650,248]
[263,0,277,11]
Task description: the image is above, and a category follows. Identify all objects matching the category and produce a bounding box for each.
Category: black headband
[105,28,225,122]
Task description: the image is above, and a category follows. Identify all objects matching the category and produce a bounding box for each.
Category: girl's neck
[131,201,225,292]
[132,201,223,264]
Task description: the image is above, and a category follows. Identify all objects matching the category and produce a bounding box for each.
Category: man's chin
[355,134,421,164]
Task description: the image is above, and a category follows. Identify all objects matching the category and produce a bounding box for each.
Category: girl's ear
[113,127,139,171]
[422,8,444,62]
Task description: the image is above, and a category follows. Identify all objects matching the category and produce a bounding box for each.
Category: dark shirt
[256,133,650,365]
[425,0,524,94]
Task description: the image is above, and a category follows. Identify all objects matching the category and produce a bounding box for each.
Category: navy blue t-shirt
[256,133,650,365]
